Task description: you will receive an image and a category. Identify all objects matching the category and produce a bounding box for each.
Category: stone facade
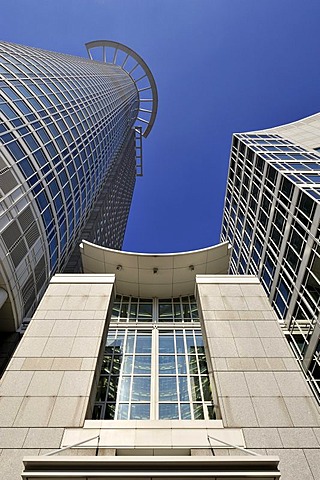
[0,272,319,479]
[0,274,115,479]
[196,275,320,479]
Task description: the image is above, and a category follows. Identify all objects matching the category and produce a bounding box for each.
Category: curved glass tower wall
[0,41,156,331]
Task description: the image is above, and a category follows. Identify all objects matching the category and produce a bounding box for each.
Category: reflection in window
[111,295,199,323]
[157,330,214,420]
[93,297,216,420]
[93,329,151,420]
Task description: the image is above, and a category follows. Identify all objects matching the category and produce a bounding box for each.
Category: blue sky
[1,0,320,253]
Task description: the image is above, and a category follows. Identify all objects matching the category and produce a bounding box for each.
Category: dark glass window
[7,140,26,160]
[296,191,315,227]
[279,177,293,205]
[0,103,17,119]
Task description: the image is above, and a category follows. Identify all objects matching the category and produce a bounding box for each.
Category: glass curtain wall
[93,295,216,420]
[221,132,320,400]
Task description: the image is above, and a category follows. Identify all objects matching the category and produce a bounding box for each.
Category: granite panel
[244,372,280,397]
[267,448,313,480]
[278,428,318,448]
[243,427,283,448]
[23,428,64,448]
[284,397,320,427]
[14,397,56,427]
[216,372,250,397]
[221,397,259,427]
[252,397,293,427]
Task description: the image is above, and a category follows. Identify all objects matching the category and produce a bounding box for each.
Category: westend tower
[0,40,157,332]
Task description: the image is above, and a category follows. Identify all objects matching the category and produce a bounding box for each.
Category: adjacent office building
[221,114,320,401]
[0,41,319,479]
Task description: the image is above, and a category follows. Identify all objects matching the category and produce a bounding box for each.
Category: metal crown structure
[85,40,158,138]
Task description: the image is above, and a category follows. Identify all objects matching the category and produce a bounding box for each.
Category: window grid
[93,296,215,421]
[221,131,320,402]
[0,40,140,319]
[111,295,200,323]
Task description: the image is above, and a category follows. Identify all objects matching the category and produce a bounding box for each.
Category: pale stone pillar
[0,273,115,479]
[196,275,320,480]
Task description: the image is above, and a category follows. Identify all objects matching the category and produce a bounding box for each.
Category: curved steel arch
[85,40,158,138]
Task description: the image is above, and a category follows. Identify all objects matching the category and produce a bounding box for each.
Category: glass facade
[0,41,144,328]
[221,127,320,401]
[93,295,216,420]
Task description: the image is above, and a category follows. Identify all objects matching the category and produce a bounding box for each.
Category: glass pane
[118,377,131,401]
[136,335,152,353]
[178,376,189,401]
[174,303,182,320]
[207,405,216,420]
[198,355,208,374]
[159,376,177,401]
[177,355,187,374]
[117,403,129,420]
[176,336,185,353]
[188,355,198,374]
[129,303,137,321]
[112,355,122,374]
[104,403,115,420]
[159,355,176,374]
[190,376,202,401]
[130,403,150,420]
[113,336,124,353]
[112,303,120,318]
[186,336,196,354]
[193,403,204,419]
[120,302,129,319]
[131,377,151,401]
[96,377,108,402]
[138,303,152,321]
[123,355,133,374]
[92,404,102,420]
[107,376,119,401]
[159,403,178,419]
[159,303,173,320]
[101,355,112,374]
[126,334,135,353]
[159,335,174,353]
[134,355,151,374]
[180,403,191,419]
[191,303,199,320]
[202,376,212,401]
[106,334,115,347]
[182,303,191,320]
[196,345,205,355]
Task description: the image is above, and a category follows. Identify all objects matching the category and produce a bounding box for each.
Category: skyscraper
[0,40,319,480]
[0,40,157,334]
[221,113,320,401]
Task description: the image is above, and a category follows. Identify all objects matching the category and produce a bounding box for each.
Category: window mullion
[184,330,194,420]
[150,324,158,420]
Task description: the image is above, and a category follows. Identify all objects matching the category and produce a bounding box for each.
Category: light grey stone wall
[250,112,320,150]
[196,274,320,480]
[0,273,115,480]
